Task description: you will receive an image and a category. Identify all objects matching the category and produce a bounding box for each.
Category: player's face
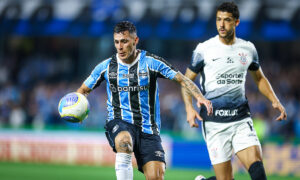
[216,11,240,39]
[114,31,139,62]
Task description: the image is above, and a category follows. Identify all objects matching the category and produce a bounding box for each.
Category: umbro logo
[112,125,119,133]
[108,72,118,79]
[155,151,164,157]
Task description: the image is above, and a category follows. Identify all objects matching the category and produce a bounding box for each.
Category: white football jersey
[189,35,260,123]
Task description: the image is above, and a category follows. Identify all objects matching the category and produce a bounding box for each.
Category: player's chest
[204,48,252,71]
[106,65,150,84]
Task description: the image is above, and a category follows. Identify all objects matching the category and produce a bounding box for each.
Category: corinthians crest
[238,53,248,65]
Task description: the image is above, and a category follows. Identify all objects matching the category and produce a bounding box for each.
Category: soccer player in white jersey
[181,2,287,180]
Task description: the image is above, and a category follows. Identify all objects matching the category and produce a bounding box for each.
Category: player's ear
[134,36,139,46]
[235,19,240,27]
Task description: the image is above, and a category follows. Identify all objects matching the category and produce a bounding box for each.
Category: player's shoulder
[236,37,256,50]
[143,50,170,65]
[93,57,112,71]
[194,35,219,52]
[144,50,164,61]
[142,50,175,69]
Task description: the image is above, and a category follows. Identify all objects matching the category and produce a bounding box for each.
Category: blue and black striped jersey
[84,50,178,135]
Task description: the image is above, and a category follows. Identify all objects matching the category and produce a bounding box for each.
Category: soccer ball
[58,92,90,123]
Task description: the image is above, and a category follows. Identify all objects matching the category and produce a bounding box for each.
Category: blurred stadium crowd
[0,0,300,140]
[0,0,299,39]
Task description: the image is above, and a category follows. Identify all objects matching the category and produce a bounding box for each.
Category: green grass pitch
[0,161,297,180]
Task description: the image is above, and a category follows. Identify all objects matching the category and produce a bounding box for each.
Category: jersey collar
[116,50,141,67]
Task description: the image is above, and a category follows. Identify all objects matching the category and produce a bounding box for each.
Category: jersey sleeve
[148,54,179,80]
[84,59,109,89]
[188,43,205,73]
[248,42,260,71]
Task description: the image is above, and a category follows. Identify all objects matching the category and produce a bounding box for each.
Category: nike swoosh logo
[212,58,221,61]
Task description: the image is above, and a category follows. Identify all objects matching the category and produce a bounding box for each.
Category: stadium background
[0,0,299,179]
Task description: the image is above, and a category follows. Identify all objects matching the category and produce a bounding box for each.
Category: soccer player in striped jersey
[77,21,213,180]
[181,2,287,180]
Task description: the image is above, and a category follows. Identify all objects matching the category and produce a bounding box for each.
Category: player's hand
[272,102,287,121]
[186,108,202,128]
[196,97,213,116]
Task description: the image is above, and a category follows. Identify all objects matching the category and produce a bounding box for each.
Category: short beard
[219,29,234,40]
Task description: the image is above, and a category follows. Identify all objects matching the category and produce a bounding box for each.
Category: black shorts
[104,119,166,172]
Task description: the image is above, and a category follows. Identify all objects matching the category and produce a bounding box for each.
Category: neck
[219,33,235,45]
[122,50,138,64]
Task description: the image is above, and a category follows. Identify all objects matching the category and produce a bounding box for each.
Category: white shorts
[202,117,261,165]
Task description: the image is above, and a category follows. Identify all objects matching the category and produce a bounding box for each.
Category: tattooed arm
[174,71,213,127]
[174,72,203,103]
[180,68,198,109]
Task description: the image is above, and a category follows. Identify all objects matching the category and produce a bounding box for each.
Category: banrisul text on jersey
[84,50,178,134]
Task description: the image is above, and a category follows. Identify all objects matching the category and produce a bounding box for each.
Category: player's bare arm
[250,68,287,121]
[77,84,92,97]
[174,71,212,111]
[174,71,213,127]
[181,68,198,109]
[179,68,205,127]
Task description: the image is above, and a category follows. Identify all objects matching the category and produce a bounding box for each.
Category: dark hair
[217,2,239,19]
[114,21,137,34]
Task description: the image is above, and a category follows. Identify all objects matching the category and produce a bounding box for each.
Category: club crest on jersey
[238,53,248,65]
[122,73,134,78]
[138,70,148,77]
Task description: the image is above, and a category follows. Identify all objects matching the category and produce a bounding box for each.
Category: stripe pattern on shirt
[84,50,178,135]
[108,55,122,120]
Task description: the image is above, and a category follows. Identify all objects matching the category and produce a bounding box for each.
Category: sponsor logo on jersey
[122,73,134,78]
[216,73,244,79]
[248,133,257,138]
[239,53,248,65]
[226,57,234,63]
[108,72,118,79]
[212,57,221,61]
[112,124,119,133]
[216,73,244,84]
[215,109,238,116]
[155,151,164,158]
[217,79,243,84]
[110,84,149,93]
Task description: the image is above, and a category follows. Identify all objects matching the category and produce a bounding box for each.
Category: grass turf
[0,161,297,180]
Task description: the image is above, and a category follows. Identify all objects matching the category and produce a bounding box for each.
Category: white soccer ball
[194,175,206,180]
[58,92,90,123]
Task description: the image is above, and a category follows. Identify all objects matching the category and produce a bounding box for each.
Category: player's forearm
[77,84,92,97]
[257,77,280,104]
[181,86,194,110]
[175,72,205,102]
